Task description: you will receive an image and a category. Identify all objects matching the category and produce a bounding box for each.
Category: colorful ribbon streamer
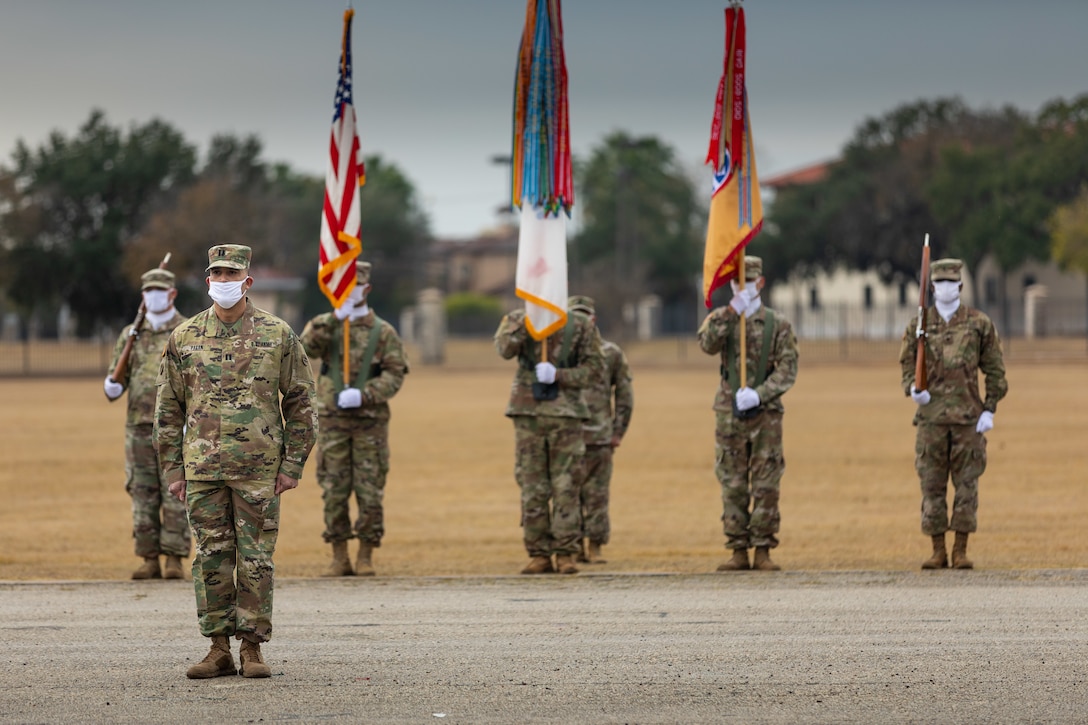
[511,0,573,216]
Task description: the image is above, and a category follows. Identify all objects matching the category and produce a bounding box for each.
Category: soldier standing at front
[104,268,190,580]
[494,307,604,575]
[566,296,634,565]
[300,262,409,577]
[698,256,798,572]
[899,258,1008,570]
[156,244,316,679]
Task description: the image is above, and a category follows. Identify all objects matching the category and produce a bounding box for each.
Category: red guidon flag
[319,9,365,309]
[702,5,762,308]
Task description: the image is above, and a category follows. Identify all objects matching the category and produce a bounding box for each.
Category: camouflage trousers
[125,424,190,558]
[186,479,280,642]
[513,415,585,557]
[915,422,986,535]
[715,410,784,550]
[577,444,613,544]
[316,416,390,546]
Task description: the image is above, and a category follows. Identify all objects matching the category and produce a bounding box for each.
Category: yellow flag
[702,6,763,307]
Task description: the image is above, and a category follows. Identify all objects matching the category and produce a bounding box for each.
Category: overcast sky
[1,0,1086,239]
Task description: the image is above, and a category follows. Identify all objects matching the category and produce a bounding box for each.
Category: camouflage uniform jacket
[898,304,1008,426]
[583,339,634,445]
[155,301,317,484]
[697,305,799,414]
[494,309,605,419]
[108,311,186,427]
[299,310,409,423]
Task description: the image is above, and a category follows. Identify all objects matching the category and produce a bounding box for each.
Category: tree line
[2,96,1086,339]
[0,110,430,337]
[760,94,1088,331]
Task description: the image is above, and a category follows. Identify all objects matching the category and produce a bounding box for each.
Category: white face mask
[142,289,172,313]
[730,279,760,298]
[208,279,249,308]
[348,283,369,307]
[933,281,961,304]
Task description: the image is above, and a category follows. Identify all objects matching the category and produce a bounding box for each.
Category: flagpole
[343,318,351,386]
[737,248,747,389]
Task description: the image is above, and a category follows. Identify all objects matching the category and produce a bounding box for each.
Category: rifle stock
[108,253,171,386]
[913,235,930,392]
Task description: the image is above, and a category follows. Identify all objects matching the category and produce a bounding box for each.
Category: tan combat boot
[185,635,236,679]
[716,549,750,572]
[163,556,185,580]
[921,534,948,570]
[131,555,161,580]
[752,546,781,571]
[321,541,354,577]
[239,638,272,678]
[585,541,607,564]
[555,554,579,574]
[520,556,554,575]
[951,532,974,569]
[576,539,590,563]
[355,543,376,577]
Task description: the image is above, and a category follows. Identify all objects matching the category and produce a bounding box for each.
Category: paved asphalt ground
[2,570,1086,724]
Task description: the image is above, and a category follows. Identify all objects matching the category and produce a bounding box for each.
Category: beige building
[429,224,519,308]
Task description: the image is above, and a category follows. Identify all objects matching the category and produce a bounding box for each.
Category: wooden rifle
[914,235,930,392]
[108,253,171,388]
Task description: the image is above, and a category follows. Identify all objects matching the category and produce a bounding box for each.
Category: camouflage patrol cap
[356,261,371,285]
[743,255,763,281]
[930,258,963,282]
[568,295,595,315]
[205,244,252,272]
[140,268,176,290]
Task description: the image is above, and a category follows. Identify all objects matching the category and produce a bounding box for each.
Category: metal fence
[2,299,1085,377]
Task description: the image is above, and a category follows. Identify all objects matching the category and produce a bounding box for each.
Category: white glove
[910,385,931,406]
[535,362,557,384]
[103,376,124,400]
[729,287,759,316]
[976,411,994,434]
[337,387,363,409]
[333,304,352,321]
[734,386,760,411]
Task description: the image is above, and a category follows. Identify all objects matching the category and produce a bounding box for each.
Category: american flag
[318,9,365,309]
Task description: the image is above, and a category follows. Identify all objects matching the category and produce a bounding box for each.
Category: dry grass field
[1,339,1086,580]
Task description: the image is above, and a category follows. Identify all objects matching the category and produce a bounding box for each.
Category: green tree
[570,132,704,337]
[766,98,1027,290]
[1049,184,1088,327]
[445,291,504,335]
[0,110,196,335]
[1050,186,1088,275]
[129,133,271,285]
[929,93,1088,329]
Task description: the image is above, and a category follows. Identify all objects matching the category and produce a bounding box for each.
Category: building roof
[762,159,835,190]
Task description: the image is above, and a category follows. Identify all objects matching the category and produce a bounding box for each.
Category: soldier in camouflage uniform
[104,268,191,580]
[494,307,604,575]
[156,244,316,680]
[300,262,409,577]
[567,296,634,565]
[698,256,799,572]
[899,258,1008,570]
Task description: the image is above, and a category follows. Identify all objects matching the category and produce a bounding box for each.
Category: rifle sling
[725,309,775,389]
[520,317,576,371]
[328,315,384,389]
